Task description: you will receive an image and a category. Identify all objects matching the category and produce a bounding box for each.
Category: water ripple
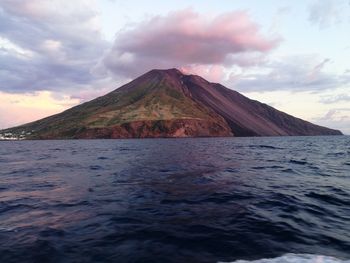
[0,136,349,262]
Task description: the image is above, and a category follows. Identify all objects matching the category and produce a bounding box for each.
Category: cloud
[307,58,330,81]
[229,55,349,92]
[320,94,350,104]
[313,108,350,134]
[0,91,80,129]
[308,0,347,28]
[0,2,348,134]
[99,9,279,80]
[0,0,109,93]
[180,65,227,83]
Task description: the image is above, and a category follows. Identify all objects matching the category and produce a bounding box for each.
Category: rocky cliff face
[0,68,342,139]
[34,119,233,139]
[76,119,232,139]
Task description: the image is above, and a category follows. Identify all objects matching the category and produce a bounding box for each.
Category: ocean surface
[0,136,349,263]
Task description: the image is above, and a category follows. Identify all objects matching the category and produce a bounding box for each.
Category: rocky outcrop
[36,119,233,139]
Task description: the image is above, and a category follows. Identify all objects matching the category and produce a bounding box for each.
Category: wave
[289,159,308,165]
[305,192,350,206]
[219,254,350,263]
[249,145,284,150]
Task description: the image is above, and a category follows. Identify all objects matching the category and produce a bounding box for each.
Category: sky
[0,0,349,134]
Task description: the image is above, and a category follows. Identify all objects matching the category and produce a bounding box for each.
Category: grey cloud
[0,0,110,93]
[229,55,349,92]
[320,94,350,104]
[308,0,347,28]
[313,108,350,134]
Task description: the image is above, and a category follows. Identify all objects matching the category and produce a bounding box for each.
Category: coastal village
[0,131,29,140]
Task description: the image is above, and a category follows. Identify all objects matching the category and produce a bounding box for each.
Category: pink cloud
[180,65,226,83]
[101,9,280,81]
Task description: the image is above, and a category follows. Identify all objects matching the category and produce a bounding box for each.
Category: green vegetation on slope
[3,72,223,139]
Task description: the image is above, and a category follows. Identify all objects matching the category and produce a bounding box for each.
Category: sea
[0,136,349,263]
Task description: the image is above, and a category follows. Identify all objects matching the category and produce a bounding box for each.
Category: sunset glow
[0,0,349,133]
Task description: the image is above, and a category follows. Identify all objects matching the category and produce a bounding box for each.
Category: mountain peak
[142,68,210,88]
[147,68,183,76]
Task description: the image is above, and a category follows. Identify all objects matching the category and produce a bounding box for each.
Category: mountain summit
[0,69,342,139]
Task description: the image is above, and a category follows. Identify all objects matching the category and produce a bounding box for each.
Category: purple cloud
[0,0,109,93]
[99,9,280,79]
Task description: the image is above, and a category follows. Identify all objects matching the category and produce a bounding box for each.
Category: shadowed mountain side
[182,74,341,136]
[0,68,342,139]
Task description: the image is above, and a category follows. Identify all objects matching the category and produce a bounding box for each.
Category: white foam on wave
[219,254,350,263]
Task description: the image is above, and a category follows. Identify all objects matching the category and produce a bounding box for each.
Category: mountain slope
[0,68,342,139]
[182,74,341,136]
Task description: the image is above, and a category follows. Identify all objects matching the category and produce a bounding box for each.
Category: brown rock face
[74,119,233,139]
[0,68,342,139]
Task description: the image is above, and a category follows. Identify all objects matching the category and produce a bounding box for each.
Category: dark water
[0,136,349,263]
